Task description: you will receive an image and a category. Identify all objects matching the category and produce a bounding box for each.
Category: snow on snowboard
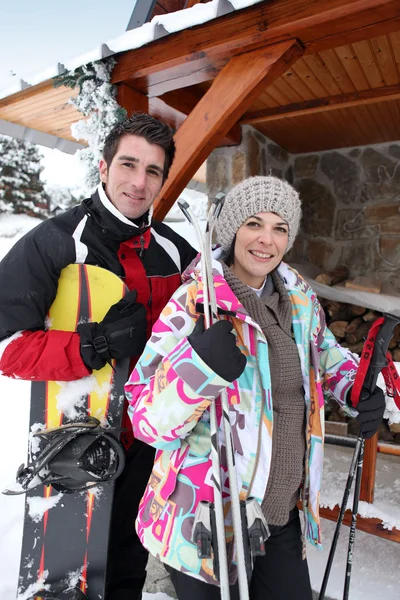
[8,264,130,600]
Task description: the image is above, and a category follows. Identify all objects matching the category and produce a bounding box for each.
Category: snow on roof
[0,0,263,101]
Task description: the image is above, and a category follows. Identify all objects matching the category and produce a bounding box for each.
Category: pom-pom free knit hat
[216,176,301,253]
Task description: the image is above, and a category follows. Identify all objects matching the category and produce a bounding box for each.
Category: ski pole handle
[363,313,400,394]
[351,312,400,407]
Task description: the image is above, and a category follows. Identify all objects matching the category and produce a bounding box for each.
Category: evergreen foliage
[0,135,49,217]
[54,60,127,193]
[45,185,85,214]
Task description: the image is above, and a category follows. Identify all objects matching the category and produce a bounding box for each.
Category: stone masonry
[206,127,400,291]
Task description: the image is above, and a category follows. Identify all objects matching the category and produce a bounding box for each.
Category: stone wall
[206,127,400,290]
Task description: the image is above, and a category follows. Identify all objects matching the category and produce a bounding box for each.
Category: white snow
[16,571,50,600]
[27,493,63,523]
[55,375,107,420]
[0,214,399,600]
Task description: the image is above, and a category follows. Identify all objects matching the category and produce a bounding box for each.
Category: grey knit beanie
[216,176,301,253]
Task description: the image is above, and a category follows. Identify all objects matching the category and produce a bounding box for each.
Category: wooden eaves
[108,0,400,218]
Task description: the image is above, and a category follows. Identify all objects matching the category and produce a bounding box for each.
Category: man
[0,113,197,599]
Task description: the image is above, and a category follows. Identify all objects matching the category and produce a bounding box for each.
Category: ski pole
[318,437,361,600]
[343,312,399,600]
[179,199,230,600]
[319,312,400,600]
[342,436,364,600]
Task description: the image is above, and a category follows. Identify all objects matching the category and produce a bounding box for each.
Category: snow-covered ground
[0,213,399,600]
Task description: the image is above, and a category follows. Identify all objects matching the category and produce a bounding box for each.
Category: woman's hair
[224,235,236,267]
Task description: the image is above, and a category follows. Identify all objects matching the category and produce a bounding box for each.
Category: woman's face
[231,212,289,288]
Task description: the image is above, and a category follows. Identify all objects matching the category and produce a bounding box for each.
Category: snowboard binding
[4,417,125,495]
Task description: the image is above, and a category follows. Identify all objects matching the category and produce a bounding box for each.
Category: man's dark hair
[103,112,176,182]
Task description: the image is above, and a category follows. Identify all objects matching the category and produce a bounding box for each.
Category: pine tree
[45,185,85,213]
[0,135,49,217]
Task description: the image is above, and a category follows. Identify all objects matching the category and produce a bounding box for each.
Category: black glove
[188,315,246,382]
[78,289,147,371]
[351,386,386,439]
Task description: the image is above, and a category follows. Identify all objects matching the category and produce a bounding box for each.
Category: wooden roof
[1,0,400,213]
[1,1,400,153]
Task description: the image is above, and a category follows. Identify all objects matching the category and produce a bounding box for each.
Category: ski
[179,196,269,599]
[179,197,231,599]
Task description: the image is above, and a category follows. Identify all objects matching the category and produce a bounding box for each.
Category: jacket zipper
[247,352,266,499]
[139,232,145,257]
[109,327,134,339]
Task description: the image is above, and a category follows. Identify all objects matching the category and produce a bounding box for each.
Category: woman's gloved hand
[78,289,147,371]
[188,315,246,382]
[351,386,386,439]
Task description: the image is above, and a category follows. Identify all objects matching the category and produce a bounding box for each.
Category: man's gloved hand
[352,386,386,439]
[77,289,147,371]
[188,315,246,382]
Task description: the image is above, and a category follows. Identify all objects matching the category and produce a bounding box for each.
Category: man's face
[99,134,165,220]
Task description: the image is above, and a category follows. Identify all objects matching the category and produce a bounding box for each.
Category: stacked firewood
[320,299,400,360]
[315,267,400,360]
[316,266,400,441]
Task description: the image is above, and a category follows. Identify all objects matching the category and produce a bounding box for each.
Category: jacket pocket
[138,441,189,528]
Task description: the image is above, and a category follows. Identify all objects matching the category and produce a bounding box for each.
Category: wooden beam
[319,506,400,543]
[156,89,242,145]
[111,0,400,96]
[158,88,203,117]
[240,83,400,124]
[360,434,378,504]
[117,83,148,115]
[115,83,241,146]
[184,0,201,8]
[153,39,304,220]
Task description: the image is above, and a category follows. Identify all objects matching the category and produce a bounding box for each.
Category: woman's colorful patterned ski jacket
[125,257,358,584]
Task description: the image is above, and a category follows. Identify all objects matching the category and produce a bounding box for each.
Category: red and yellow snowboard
[18,264,130,599]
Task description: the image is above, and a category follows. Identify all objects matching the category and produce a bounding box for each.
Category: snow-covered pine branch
[54,60,127,194]
[0,136,49,218]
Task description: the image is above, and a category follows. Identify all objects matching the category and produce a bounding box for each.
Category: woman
[125,176,385,599]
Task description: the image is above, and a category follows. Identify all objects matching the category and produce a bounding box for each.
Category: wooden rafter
[240,83,400,124]
[111,0,400,96]
[184,0,201,8]
[117,84,149,114]
[117,83,241,146]
[153,39,304,220]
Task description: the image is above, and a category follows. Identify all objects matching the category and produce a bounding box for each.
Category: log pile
[315,267,400,442]
[320,298,400,361]
[315,267,400,361]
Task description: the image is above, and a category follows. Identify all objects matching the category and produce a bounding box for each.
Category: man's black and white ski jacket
[0,184,197,383]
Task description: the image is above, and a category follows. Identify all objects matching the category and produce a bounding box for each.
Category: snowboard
[16,264,130,600]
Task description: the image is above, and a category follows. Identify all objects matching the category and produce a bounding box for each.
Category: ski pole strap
[350,316,400,409]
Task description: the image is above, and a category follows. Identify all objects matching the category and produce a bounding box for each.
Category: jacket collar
[97,183,153,228]
[87,184,152,241]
